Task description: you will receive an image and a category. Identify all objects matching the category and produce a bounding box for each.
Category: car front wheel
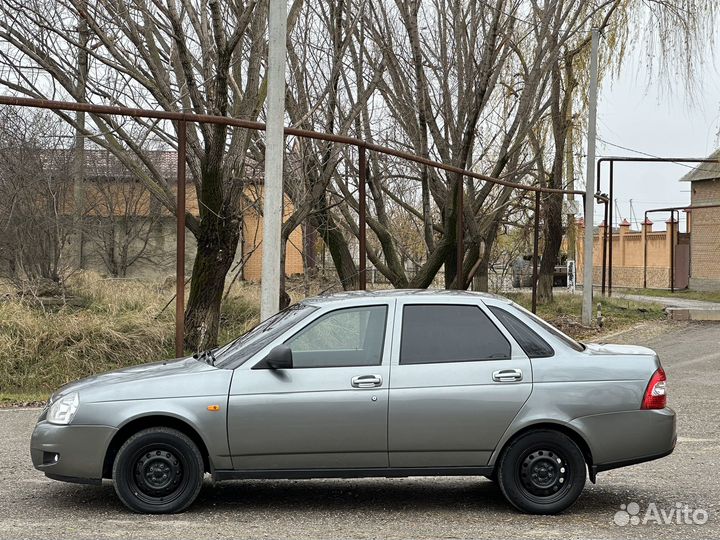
[497,429,586,514]
[112,427,204,514]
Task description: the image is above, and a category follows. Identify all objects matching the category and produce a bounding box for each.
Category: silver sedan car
[31,290,675,515]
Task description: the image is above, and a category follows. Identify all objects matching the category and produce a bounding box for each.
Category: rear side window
[400,304,511,365]
[489,306,554,358]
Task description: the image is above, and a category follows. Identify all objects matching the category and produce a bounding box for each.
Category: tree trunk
[537,60,570,304]
[184,216,240,352]
[310,207,357,290]
[537,191,564,303]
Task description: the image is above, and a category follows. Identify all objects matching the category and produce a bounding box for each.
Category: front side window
[215,303,317,368]
[285,305,388,368]
[400,304,511,365]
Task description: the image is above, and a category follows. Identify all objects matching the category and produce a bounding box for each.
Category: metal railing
[0,95,586,355]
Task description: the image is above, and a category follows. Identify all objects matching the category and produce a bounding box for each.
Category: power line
[598,137,718,175]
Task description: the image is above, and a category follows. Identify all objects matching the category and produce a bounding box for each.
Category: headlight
[47,392,79,425]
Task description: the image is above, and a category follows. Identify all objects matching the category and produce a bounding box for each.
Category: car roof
[301,288,512,306]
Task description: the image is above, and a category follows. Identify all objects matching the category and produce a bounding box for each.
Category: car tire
[112,427,204,514]
[497,429,586,514]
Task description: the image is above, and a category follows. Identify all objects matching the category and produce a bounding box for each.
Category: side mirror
[257,345,293,370]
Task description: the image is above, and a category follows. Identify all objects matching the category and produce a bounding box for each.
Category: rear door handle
[492,369,523,382]
[351,375,383,388]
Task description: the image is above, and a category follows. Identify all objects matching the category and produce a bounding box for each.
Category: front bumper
[571,407,676,479]
[30,420,117,484]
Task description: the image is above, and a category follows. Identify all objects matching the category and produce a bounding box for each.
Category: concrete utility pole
[582,28,599,326]
[260,0,288,321]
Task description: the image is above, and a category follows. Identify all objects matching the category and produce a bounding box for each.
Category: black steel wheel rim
[128,444,189,506]
[515,446,572,504]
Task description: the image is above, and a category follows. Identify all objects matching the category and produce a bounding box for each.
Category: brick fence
[576,218,679,289]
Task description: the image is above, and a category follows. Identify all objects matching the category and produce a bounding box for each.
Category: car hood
[584,343,657,356]
[52,356,223,402]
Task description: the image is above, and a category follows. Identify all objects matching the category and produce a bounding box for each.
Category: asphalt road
[1,320,719,539]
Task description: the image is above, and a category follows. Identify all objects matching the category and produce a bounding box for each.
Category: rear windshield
[508,302,585,352]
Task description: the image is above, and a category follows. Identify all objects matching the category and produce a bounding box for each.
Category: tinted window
[285,305,387,368]
[489,306,554,358]
[400,304,511,365]
[510,303,585,352]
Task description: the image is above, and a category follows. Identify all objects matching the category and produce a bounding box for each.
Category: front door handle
[492,369,523,382]
[351,374,383,388]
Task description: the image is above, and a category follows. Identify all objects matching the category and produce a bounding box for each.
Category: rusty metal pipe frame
[596,156,718,298]
[457,176,464,290]
[670,210,676,293]
[608,162,614,296]
[358,146,367,291]
[599,194,609,296]
[175,121,186,357]
[0,96,585,196]
[0,95,587,352]
[531,190,541,313]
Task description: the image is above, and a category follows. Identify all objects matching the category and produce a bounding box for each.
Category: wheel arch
[102,415,211,478]
[491,422,595,482]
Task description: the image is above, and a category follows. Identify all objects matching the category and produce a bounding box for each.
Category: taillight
[641,368,667,409]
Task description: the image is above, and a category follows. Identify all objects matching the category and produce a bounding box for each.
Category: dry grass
[1,274,669,402]
[0,272,260,395]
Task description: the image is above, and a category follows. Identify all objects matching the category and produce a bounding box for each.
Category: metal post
[608,160,614,297]
[532,190,540,314]
[670,211,675,293]
[175,120,186,358]
[601,197,608,295]
[643,211,648,289]
[582,28,599,325]
[260,0,288,320]
[456,177,464,290]
[358,146,367,290]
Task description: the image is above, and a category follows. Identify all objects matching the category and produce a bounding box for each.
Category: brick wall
[62,182,305,281]
[689,179,720,288]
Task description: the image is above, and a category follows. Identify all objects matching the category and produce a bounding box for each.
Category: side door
[388,299,532,468]
[227,301,394,470]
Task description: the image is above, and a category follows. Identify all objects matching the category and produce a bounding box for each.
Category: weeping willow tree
[535,0,719,304]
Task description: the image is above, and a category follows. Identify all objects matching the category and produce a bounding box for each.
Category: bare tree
[82,173,161,277]
[0,107,74,288]
[0,0,269,349]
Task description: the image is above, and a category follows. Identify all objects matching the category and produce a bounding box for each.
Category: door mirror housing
[256,345,293,370]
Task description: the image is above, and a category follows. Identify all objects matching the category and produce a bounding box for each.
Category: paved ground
[1,320,719,539]
[614,292,720,310]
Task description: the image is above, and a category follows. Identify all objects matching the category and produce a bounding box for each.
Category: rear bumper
[30,421,117,484]
[571,407,676,477]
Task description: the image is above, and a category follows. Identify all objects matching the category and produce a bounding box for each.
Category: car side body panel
[226,298,395,470]
[482,298,673,471]
[387,296,533,467]
[30,290,676,493]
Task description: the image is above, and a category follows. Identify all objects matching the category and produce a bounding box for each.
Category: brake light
[641,368,667,409]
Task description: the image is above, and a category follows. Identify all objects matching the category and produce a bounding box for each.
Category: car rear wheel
[497,429,586,514]
[112,427,204,514]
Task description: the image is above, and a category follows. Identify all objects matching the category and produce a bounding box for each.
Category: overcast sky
[591,45,720,232]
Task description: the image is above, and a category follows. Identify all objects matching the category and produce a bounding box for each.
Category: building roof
[679,148,720,182]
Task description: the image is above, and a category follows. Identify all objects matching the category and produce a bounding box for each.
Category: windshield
[509,302,585,352]
[213,303,318,368]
